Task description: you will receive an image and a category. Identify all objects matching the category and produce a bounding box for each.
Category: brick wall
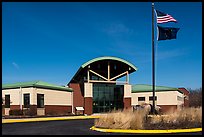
[45,105,72,115]
[84,97,92,115]
[123,98,131,109]
[69,83,84,114]
[10,105,20,110]
[178,88,190,107]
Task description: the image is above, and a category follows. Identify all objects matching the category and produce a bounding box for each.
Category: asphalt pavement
[2,119,202,135]
[2,119,119,135]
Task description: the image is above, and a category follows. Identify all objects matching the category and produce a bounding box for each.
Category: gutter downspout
[20,87,22,110]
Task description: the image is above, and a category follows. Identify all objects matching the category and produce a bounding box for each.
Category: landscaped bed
[94,107,202,130]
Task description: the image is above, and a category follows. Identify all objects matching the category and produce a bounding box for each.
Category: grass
[94,107,202,130]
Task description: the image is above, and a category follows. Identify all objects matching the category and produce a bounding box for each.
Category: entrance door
[93,83,124,113]
[114,86,124,110]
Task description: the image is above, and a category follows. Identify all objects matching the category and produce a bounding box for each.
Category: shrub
[9,109,23,116]
[147,107,202,129]
[94,107,202,130]
[22,108,36,116]
[94,108,148,130]
[46,111,58,116]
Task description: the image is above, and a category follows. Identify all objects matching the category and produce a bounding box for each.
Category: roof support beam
[89,80,128,84]
[108,61,110,81]
[110,71,128,81]
[126,71,129,84]
[89,69,108,81]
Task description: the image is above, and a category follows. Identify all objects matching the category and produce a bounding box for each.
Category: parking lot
[3,119,104,135]
[2,118,202,135]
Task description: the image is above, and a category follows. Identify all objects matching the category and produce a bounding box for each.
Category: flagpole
[152,2,156,115]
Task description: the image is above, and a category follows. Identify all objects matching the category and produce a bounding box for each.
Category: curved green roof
[2,81,73,92]
[132,84,182,94]
[69,56,138,83]
[81,56,138,71]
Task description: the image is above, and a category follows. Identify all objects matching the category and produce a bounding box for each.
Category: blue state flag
[157,25,180,41]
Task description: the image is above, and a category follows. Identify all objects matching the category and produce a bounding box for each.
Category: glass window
[114,64,117,70]
[93,83,123,113]
[83,76,87,81]
[104,91,109,100]
[110,87,114,101]
[91,75,98,80]
[138,97,145,101]
[24,94,30,108]
[149,96,157,101]
[98,88,104,100]
[5,95,10,108]
[37,94,44,108]
[93,87,97,101]
[177,96,183,101]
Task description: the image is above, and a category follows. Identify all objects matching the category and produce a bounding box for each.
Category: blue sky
[2,2,202,89]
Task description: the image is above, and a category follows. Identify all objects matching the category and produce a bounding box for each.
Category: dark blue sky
[2,2,202,89]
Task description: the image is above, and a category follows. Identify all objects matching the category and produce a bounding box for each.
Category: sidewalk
[2,115,100,124]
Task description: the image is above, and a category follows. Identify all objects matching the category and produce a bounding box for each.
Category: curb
[2,115,100,124]
[90,126,202,134]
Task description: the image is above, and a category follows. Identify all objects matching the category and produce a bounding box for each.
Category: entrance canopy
[69,56,138,84]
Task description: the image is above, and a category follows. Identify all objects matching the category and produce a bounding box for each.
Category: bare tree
[188,88,202,107]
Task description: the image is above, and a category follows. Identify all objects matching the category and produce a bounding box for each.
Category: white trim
[75,107,84,111]
[19,87,22,110]
[110,71,128,81]
[89,69,108,81]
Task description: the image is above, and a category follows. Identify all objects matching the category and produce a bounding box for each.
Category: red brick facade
[69,83,185,115]
[45,105,72,115]
[10,105,20,110]
[3,105,71,116]
[178,88,190,107]
[69,83,84,114]
[69,83,134,115]
[84,97,93,115]
[123,98,131,109]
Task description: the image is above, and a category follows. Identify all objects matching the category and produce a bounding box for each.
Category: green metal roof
[81,56,138,71]
[69,56,138,83]
[2,81,73,92]
[132,84,182,94]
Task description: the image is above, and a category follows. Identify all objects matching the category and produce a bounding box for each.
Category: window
[97,64,101,69]
[24,94,30,108]
[184,95,189,100]
[5,95,10,108]
[149,96,157,101]
[177,96,183,101]
[37,94,44,108]
[93,83,123,113]
[114,64,117,70]
[138,97,145,101]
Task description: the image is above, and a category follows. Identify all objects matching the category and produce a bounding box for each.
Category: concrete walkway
[2,115,100,124]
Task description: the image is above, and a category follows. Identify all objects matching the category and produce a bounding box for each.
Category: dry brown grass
[94,108,148,130]
[94,107,202,130]
[147,107,202,129]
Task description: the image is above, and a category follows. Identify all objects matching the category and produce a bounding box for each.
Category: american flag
[155,10,177,24]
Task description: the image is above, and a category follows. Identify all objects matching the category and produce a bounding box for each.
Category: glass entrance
[93,83,124,113]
